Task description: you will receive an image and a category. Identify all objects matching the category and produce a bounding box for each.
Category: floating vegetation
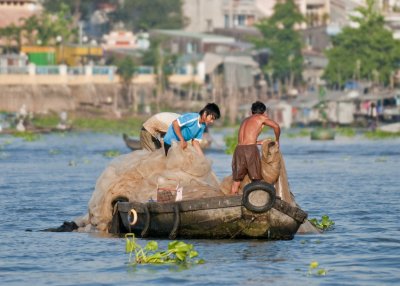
[103,150,121,158]
[0,152,9,159]
[375,157,387,162]
[309,215,335,231]
[73,117,142,135]
[335,127,356,137]
[286,129,310,138]
[13,132,41,142]
[49,149,61,155]
[0,139,13,148]
[224,129,238,155]
[308,261,327,276]
[364,130,400,139]
[125,234,204,266]
[32,114,59,128]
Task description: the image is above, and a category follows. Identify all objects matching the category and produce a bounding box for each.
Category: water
[0,132,399,285]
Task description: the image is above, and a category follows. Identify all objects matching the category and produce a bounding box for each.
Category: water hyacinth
[125,234,205,266]
[309,215,335,231]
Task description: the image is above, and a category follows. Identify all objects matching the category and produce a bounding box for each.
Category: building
[183,0,331,33]
[0,0,41,28]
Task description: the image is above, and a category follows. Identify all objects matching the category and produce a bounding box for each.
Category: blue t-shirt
[163,113,206,145]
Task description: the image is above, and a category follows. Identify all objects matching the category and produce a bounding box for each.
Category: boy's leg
[231,180,241,195]
[164,143,171,156]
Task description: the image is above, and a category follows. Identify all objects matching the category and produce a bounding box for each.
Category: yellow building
[21,44,103,66]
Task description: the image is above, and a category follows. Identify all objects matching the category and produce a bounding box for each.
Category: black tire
[242,181,276,213]
[111,196,128,208]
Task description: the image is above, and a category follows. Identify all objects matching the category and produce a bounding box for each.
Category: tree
[0,24,21,53]
[19,16,40,45]
[324,0,400,87]
[113,0,184,32]
[116,56,138,114]
[253,0,304,97]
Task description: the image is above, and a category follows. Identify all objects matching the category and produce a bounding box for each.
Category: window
[224,14,230,28]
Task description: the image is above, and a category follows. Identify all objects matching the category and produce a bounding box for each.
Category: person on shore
[230,101,281,195]
[163,103,221,157]
[139,112,180,151]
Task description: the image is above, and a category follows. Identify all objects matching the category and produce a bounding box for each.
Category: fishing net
[83,142,222,232]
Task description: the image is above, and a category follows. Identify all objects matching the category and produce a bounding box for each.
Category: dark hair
[251,101,267,114]
[199,103,220,119]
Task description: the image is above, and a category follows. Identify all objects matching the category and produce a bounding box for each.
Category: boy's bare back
[238,114,280,145]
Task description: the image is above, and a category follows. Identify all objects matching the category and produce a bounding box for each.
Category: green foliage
[12,132,41,142]
[254,0,304,88]
[364,130,400,139]
[286,129,310,138]
[116,57,137,84]
[309,215,335,231]
[0,24,21,52]
[308,261,327,276]
[42,0,95,21]
[32,114,59,129]
[1,3,77,46]
[103,150,121,158]
[324,0,400,87]
[114,0,184,31]
[72,117,143,135]
[125,234,205,266]
[335,127,356,137]
[224,129,238,155]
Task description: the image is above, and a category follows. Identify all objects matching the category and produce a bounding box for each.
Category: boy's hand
[180,141,188,149]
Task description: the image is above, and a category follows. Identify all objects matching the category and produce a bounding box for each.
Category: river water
[0,131,399,285]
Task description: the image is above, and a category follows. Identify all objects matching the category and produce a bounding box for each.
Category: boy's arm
[172,120,187,149]
[263,117,281,146]
[192,140,204,157]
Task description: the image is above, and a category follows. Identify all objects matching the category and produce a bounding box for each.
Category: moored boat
[109,182,308,240]
[122,133,141,150]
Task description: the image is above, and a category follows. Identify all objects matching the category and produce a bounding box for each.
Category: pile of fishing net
[76,142,223,232]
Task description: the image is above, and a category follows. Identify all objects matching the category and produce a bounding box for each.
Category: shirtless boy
[231,101,281,195]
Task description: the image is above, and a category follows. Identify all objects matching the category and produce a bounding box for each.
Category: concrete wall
[0,84,120,114]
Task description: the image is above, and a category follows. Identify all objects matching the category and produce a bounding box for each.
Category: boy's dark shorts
[232,144,262,181]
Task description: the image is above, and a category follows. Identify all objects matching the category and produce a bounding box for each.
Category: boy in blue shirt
[163,103,220,157]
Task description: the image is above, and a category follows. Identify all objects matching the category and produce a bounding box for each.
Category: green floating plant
[103,150,121,158]
[49,149,61,155]
[13,132,41,142]
[308,261,327,276]
[224,129,238,155]
[309,215,335,231]
[125,234,205,266]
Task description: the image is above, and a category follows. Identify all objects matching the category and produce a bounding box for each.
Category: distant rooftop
[152,29,235,44]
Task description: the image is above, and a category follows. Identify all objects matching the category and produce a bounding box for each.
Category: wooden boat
[122,133,141,150]
[109,182,308,240]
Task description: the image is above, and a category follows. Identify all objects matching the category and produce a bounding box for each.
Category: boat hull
[110,195,307,240]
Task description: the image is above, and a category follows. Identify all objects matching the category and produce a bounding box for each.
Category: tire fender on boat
[242,181,276,213]
[128,209,138,226]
